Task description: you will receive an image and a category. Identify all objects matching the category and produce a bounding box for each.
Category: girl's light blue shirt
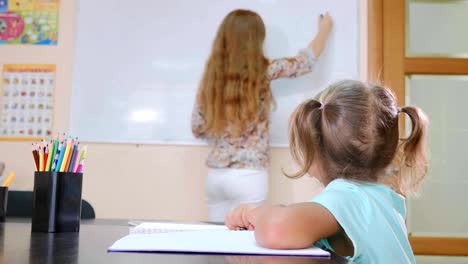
[312,179,415,264]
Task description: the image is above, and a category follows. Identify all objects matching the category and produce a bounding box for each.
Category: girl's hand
[226,204,257,230]
[319,12,333,35]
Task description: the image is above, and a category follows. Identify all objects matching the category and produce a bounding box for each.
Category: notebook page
[129,222,228,234]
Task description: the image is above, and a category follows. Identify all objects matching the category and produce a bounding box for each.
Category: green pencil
[47,140,59,171]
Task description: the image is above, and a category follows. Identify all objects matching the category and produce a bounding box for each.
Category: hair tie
[397,107,402,114]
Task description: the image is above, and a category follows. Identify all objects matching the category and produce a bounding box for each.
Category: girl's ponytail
[286,99,323,179]
[398,106,429,194]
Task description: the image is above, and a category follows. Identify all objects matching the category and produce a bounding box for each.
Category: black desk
[0,218,345,264]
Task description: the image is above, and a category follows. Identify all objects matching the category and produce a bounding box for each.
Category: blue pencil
[55,143,66,172]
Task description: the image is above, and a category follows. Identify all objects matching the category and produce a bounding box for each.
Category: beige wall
[0,0,366,221]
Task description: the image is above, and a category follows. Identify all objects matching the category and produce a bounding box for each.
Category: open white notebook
[109,226,330,257]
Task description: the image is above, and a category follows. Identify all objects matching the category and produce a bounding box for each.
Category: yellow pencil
[39,149,44,172]
[2,172,15,187]
[60,138,72,172]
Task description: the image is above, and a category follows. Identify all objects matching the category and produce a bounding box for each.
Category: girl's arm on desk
[226,203,340,250]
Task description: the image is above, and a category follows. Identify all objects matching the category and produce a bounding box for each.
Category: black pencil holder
[32,172,83,233]
[0,186,8,222]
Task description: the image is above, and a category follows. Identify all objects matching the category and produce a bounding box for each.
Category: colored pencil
[39,149,44,171]
[75,145,87,173]
[72,146,81,173]
[47,140,56,171]
[63,139,73,172]
[65,140,77,172]
[68,143,79,172]
[32,143,39,171]
[60,138,72,172]
[76,160,85,173]
[43,144,49,171]
[2,172,15,187]
[45,141,53,171]
[79,145,87,163]
[55,141,67,172]
[51,140,62,171]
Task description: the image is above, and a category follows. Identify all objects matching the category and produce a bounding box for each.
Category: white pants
[206,168,268,222]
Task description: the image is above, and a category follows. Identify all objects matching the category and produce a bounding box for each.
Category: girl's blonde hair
[288,80,429,196]
[197,9,271,138]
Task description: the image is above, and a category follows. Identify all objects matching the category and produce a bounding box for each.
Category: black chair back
[6,190,95,219]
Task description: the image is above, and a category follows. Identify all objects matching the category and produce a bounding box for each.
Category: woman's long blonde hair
[197,9,272,138]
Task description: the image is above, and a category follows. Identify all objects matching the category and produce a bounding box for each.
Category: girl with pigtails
[226,80,428,263]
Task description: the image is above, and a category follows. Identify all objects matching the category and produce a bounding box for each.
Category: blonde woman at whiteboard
[192,9,333,222]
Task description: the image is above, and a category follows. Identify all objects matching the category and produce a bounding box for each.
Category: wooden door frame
[368,0,468,256]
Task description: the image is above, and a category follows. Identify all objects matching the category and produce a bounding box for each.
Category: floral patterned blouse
[192,48,316,170]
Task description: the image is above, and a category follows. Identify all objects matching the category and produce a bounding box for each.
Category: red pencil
[44,144,49,172]
[32,143,39,171]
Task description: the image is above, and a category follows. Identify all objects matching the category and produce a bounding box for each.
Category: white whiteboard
[70,0,359,146]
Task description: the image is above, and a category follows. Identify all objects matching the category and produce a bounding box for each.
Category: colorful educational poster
[1,64,55,139]
[0,0,59,45]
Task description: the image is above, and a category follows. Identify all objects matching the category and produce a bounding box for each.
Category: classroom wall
[0,0,365,221]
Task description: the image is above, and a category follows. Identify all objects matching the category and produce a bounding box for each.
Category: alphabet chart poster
[0,0,59,45]
[1,64,55,139]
